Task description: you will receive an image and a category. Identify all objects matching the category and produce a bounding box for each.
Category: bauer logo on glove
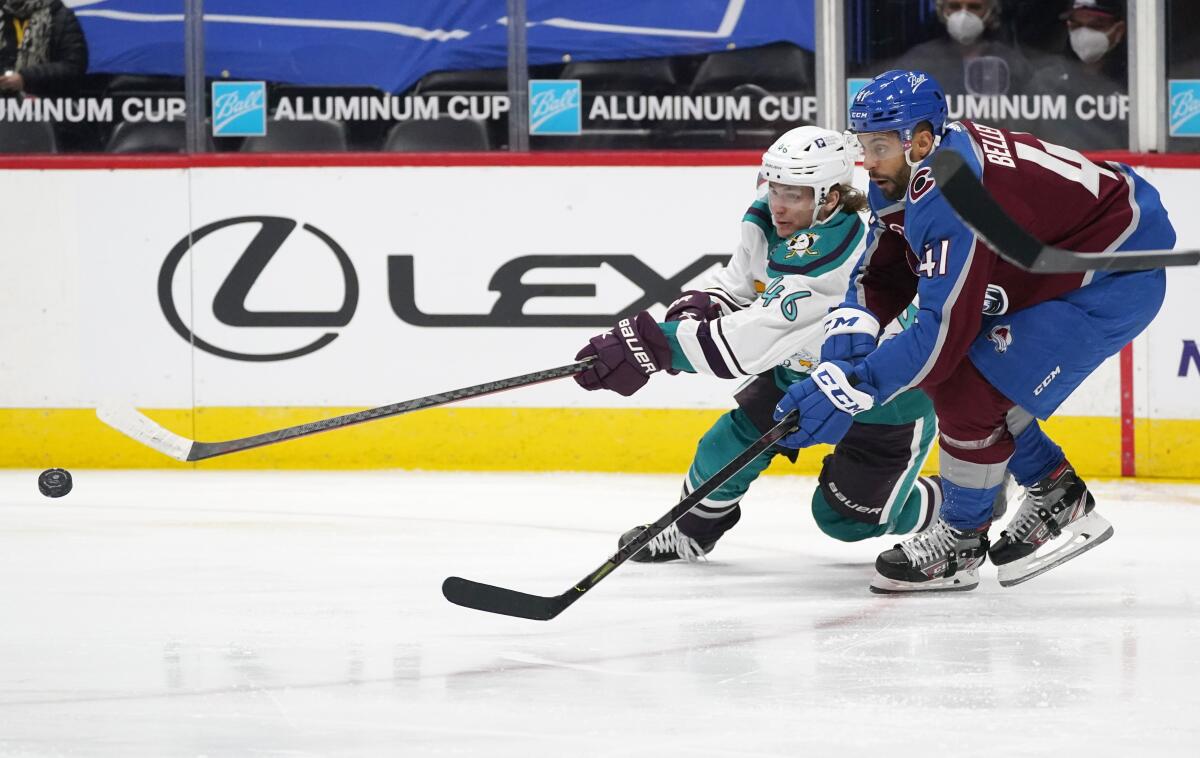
[574,311,673,396]
[618,317,659,374]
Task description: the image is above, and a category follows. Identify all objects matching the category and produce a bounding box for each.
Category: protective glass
[765,182,816,208]
[846,0,1130,150]
[1167,0,1200,152]
[843,131,907,163]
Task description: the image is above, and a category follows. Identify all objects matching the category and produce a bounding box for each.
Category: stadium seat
[690,43,815,94]
[106,120,187,153]
[105,119,217,153]
[561,58,677,93]
[383,118,491,151]
[664,128,778,150]
[531,129,655,151]
[240,119,349,152]
[415,68,508,93]
[0,120,57,153]
[104,75,185,94]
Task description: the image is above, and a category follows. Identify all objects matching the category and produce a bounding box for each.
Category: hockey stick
[441,410,799,621]
[930,150,1200,273]
[96,359,593,462]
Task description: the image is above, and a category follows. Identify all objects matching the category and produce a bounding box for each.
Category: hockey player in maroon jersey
[773,69,1175,592]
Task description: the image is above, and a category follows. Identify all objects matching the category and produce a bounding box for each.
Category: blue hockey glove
[772,361,879,449]
[819,305,880,365]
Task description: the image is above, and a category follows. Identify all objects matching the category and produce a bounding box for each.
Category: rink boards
[0,157,1197,477]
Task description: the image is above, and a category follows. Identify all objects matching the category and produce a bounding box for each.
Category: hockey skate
[620,523,714,563]
[870,517,989,593]
[989,461,1113,587]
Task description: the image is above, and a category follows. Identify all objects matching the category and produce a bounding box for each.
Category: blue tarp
[75,0,815,93]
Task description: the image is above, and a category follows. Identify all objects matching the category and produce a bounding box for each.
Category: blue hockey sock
[941,478,1003,531]
[1008,422,1065,487]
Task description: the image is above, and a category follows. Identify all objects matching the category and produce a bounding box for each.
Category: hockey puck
[38,468,73,498]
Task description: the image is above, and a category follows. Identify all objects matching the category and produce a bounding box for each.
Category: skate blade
[869,570,980,594]
[997,512,1114,588]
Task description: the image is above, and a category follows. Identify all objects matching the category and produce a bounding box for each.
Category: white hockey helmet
[760,126,855,210]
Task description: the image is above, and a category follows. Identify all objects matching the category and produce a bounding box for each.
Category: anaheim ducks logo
[784,231,821,258]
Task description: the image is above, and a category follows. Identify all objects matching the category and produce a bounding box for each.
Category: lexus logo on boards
[159,216,724,361]
[158,216,359,362]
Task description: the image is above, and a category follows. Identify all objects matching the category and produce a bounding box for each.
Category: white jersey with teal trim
[670,201,868,379]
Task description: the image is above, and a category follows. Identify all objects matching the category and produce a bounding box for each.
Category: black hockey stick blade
[441,410,800,621]
[96,359,593,462]
[440,577,568,621]
[931,149,1200,273]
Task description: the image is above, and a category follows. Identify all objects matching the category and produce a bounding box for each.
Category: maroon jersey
[848,120,1146,402]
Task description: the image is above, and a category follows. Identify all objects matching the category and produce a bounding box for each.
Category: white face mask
[946,10,985,45]
[1070,26,1112,63]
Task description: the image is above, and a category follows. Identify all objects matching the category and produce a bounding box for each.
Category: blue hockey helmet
[848,70,948,142]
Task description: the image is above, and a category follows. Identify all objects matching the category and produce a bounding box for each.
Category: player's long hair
[833,183,869,215]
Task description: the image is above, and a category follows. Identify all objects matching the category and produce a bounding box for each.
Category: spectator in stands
[0,0,87,96]
[1029,0,1127,150]
[889,0,1031,96]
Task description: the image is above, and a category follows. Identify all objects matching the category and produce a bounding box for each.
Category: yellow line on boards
[0,407,1194,479]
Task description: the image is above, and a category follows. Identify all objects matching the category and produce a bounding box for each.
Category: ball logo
[528,80,582,135]
[159,216,359,362]
[1169,80,1200,137]
[211,81,267,137]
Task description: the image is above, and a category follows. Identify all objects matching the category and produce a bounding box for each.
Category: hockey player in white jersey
[572,126,947,562]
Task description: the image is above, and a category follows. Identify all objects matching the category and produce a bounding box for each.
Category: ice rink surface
[1,469,1198,757]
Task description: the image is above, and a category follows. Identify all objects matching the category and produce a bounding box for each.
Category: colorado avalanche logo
[988,324,1013,353]
[785,232,821,258]
[908,166,935,203]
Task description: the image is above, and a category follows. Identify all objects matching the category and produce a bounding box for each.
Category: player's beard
[872,177,900,201]
[872,168,910,201]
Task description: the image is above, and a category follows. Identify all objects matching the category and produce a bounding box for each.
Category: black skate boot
[620,523,715,563]
[989,461,1113,587]
[870,517,989,593]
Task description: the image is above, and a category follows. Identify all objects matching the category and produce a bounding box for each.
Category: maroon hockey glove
[574,311,673,396]
[664,290,721,322]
